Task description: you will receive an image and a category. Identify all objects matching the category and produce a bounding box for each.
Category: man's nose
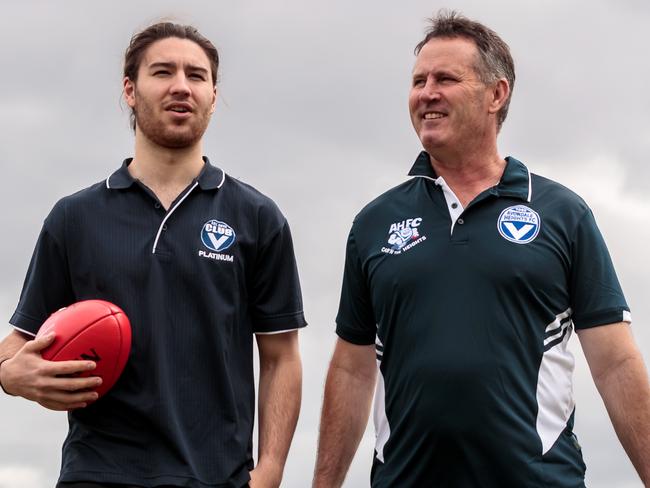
[421,78,441,101]
[170,73,191,96]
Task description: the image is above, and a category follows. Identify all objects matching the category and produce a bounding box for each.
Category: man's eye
[189,73,206,81]
[413,78,425,87]
[153,70,170,76]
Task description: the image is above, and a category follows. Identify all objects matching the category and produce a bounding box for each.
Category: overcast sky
[1,1,649,487]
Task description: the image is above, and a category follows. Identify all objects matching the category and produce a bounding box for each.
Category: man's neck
[128,134,205,210]
[426,143,506,208]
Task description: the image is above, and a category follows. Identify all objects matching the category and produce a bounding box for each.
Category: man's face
[409,37,496,154]
[124,37,217,149]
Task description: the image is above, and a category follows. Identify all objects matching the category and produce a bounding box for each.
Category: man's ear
[210,86,217,114]
[123,77,136,108]
[488,78,510,115]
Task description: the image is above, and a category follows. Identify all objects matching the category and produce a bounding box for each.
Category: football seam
[45,311,118,360]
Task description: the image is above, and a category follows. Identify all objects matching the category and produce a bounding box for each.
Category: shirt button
[162,224,168,231]
[451,202,458,209]
[154,202,161,209]
[457,218,465,225]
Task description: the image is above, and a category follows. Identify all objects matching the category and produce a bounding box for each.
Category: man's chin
[135,113,210,150]
[160,136,201,149]
[147,128,205,149]
[418,133,446,151]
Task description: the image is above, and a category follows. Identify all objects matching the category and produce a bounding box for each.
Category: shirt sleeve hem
[573,308,632,329]
[252,312,307,334]
[255,327,303,335]
[336,323,375,346]
[8,311,42,336]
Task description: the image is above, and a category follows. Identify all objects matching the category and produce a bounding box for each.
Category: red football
[36,300,131,399]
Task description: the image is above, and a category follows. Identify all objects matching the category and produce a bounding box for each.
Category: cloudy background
[1,1,648,487]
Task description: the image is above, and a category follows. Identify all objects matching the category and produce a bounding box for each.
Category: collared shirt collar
[106,157,226,191]
[408,151,532,202]
[196,157,226,190]
[105,159,136,189]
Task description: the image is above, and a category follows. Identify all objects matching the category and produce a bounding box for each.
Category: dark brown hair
[123,22,219,130]
[415,10,515,130]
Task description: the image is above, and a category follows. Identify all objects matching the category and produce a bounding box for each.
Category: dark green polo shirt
[11,158,306,487]
[337,151,630,488]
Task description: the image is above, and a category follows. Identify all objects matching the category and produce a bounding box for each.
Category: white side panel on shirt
[535,308,576,454]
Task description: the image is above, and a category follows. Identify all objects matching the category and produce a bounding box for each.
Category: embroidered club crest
[381,217,426,255]
[201,219,236,252]
[497,205,541,244]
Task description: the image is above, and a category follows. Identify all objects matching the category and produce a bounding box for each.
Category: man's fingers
[1,338,98,402]
[38,400,73,411]
[35,388,99,410]
[45,389,99,405]
[46,359,96,376]
[23,332,56,352]
[39,399,91,411]
[54,375,102,392]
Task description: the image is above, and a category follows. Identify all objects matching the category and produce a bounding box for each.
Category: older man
[314,11,649,488]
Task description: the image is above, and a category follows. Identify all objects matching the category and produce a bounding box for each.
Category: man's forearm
[0,330,29,361]
[313,355,376,487]
[594,351,650,485]
[255,352,302,484]
[0,330,29,393]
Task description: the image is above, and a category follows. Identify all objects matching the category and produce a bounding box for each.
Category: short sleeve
[570,208,630,329]
[249,220,307,334]
[335,228,377,345]
[9,202,74,335]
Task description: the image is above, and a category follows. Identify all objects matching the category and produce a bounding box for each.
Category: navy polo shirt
[10,158,307,487]
[336,151,630,488]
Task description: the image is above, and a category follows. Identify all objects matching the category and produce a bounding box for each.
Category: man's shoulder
[46,180,109,217]
[222,174,284,212]
[221,174,277,206]
[527,172,599,235]
[61,180,109,203]
[33,180,108,238]
[530,172,589,211]
[221,174,288,230]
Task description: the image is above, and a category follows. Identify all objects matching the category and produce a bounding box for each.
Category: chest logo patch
[381,217,427,255]
[201,219,236,252]
[497,205,541,244]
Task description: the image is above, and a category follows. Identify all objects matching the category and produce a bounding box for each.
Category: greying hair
[415,10,515,130]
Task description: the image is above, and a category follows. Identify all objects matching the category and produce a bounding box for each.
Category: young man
[0,23,306,488]
[314,11,650,488]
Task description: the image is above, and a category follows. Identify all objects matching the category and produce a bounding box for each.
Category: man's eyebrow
[147,61,175,70]
[186,65,209,74]
[412,67,460,77]
[436,69,459,77]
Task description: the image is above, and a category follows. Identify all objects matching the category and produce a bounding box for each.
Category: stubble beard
[134,92,212,149]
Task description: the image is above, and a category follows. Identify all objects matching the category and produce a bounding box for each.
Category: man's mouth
[166,103,193,114]
[424,112,446,120]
